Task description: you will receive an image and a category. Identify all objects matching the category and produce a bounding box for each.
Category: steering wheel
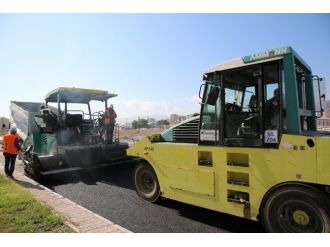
[92,111,105,130]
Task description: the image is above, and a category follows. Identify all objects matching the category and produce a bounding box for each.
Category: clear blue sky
[0,14,329,123]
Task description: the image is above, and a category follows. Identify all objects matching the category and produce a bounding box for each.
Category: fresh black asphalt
[16,162,265,233]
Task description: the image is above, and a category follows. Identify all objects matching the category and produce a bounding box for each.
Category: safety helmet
[10,127,17,133]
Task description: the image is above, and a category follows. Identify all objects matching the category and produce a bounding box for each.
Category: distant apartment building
[317,100,330,129]
[170,114,188,124]
[178,115,186,122]
[325,100,330,118]
[170,114,180,124]
[170,113,198,125]
[326,109,330,118]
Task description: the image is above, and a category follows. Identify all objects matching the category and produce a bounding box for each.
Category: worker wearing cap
[104,104,117,144]
[1,127,21,178]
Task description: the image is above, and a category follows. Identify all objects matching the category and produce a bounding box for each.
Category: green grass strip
[0,175,73,233]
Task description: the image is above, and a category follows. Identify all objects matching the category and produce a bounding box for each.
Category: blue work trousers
[4,153,17,176]
[108,122,115,144]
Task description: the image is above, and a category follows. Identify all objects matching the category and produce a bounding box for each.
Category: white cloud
[184,95,201,103]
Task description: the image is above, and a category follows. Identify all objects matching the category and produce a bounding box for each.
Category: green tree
[139,118,148,128]
[132,118,149,129]
[156,119,170,126]
[132,120,138,129]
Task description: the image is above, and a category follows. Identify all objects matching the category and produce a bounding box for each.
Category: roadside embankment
[0,174,73,233]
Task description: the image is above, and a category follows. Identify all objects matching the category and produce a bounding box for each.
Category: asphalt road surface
[15,161,265,233]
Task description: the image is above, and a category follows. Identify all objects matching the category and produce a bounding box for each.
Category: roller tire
[261,185,330,233]
[134,162,160,202]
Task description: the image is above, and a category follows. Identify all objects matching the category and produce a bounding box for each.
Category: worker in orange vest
[1,127,21,178]
[104,104,117,144]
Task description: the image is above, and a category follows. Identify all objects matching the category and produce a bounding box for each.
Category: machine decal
[264,130,278,143]
[200,130,218,141]
[243,47,290,63]
[144,147,154,152]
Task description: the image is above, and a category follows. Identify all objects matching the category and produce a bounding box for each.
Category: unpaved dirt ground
[119,128,163,138]
[118,128,164,144]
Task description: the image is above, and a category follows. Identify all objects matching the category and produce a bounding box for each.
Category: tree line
[131,119,170,129]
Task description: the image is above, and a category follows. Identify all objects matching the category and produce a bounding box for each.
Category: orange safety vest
[104,108,117,125]
[104,108,111,125]
[2,133,18,155]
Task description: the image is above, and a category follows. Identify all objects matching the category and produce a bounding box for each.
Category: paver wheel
[23,152,42,182]
[134,161,160,202]
[261,185,330,233]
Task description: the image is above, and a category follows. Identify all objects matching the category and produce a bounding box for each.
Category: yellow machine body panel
[127,134,330,221]
[317,136,330,184]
